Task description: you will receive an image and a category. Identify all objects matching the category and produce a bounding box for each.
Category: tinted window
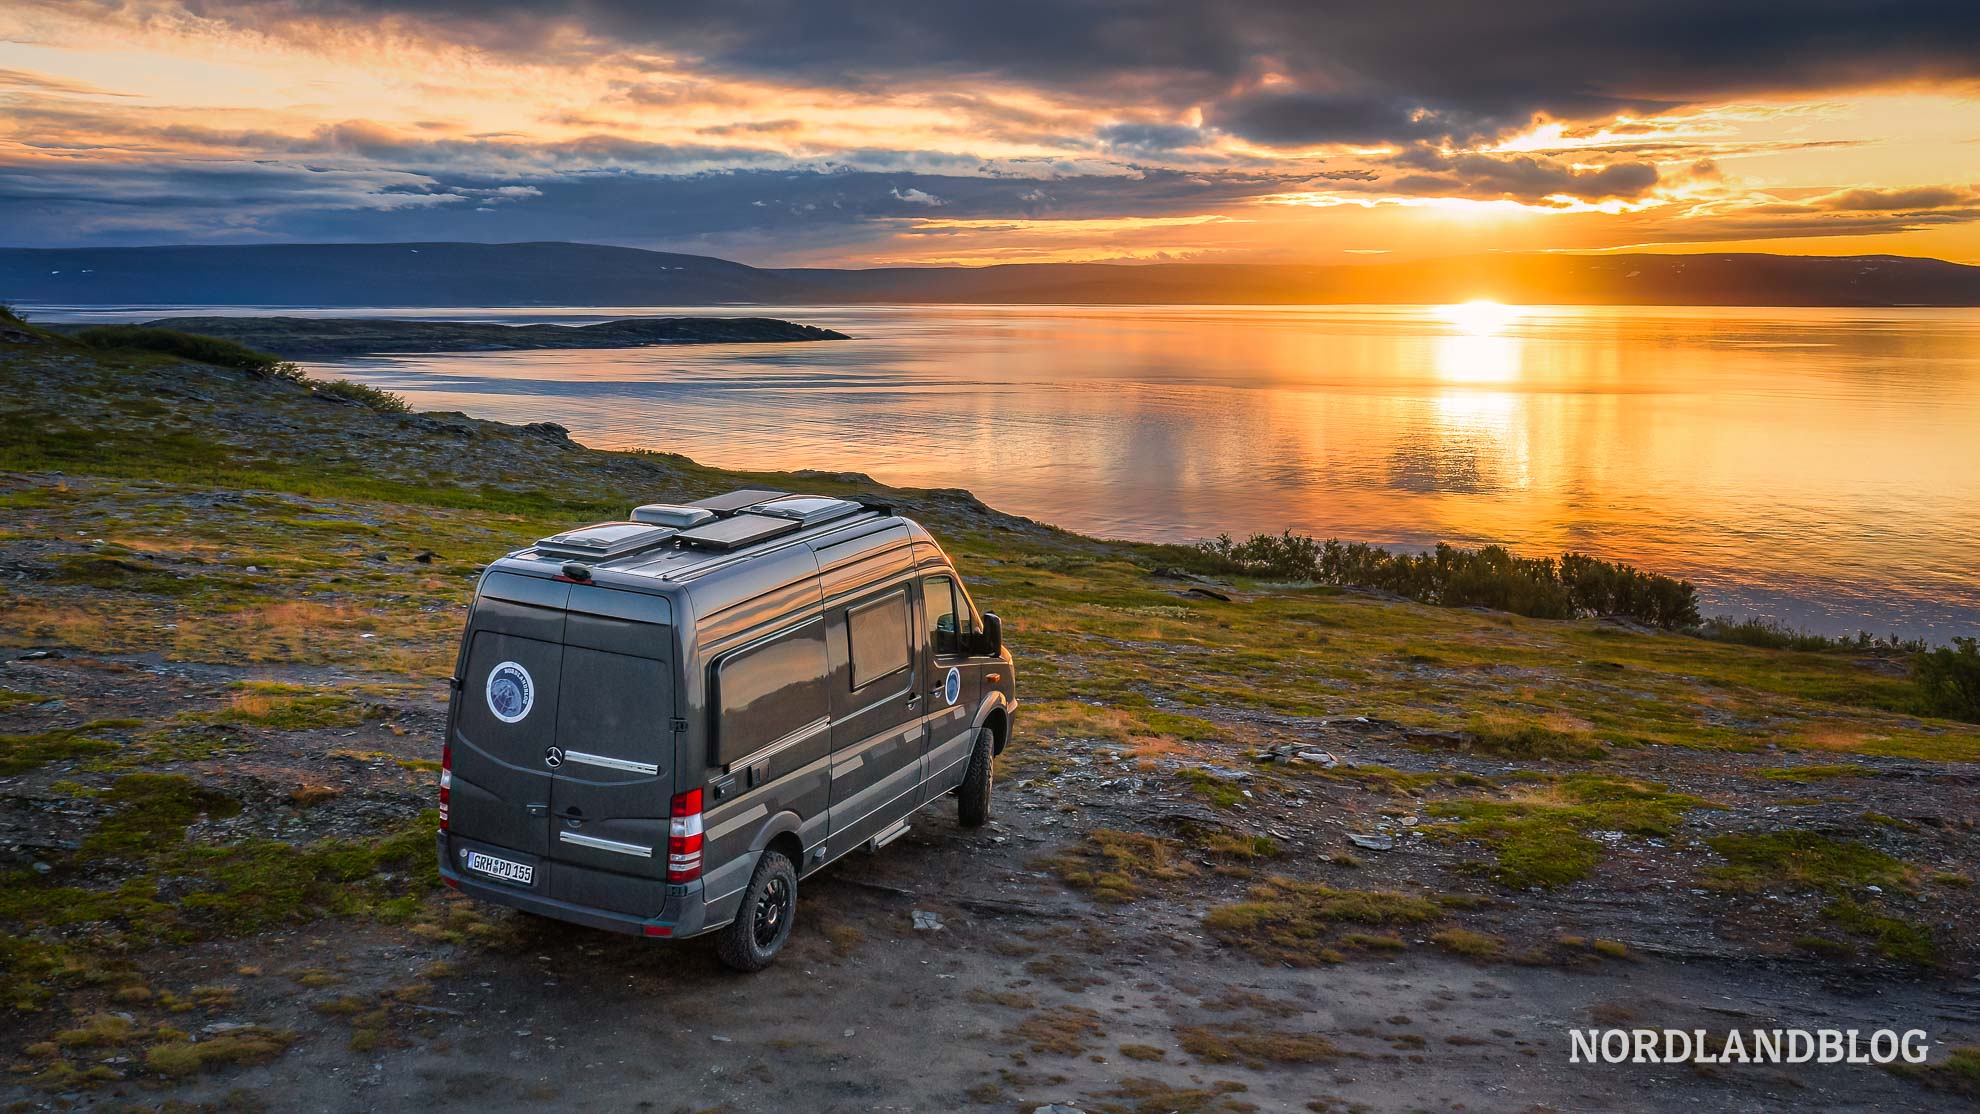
[847,589,911,691]
[924,575,973,657]
[714,619,828,766]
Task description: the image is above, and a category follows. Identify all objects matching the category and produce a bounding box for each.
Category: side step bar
[867,820,911,852]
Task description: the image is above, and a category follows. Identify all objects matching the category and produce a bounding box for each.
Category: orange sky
[1,1,1976,265]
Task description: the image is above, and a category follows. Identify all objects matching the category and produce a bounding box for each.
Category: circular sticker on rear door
[486,661,535,723]
[943,666,962,706]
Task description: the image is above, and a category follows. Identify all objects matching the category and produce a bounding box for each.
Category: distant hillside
[51,315,849,357]
[4,241,1978,307]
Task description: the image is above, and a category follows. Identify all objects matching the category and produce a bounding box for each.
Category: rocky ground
[3,316,1979,1111]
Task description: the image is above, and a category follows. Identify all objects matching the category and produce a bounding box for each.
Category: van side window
[847,588,911,691]
[923,574,973,657]
[713,618,829,766]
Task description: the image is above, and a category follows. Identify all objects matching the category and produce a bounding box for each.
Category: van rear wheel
[717,849,797,972]
[958,728,993,828]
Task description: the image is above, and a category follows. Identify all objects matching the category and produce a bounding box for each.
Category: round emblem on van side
[486,661,534,724]
[944,666,962,706]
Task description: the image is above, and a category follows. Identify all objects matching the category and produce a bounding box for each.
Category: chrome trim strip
[727,715,830,770]
[706,803,769,841]
[562,750,660,776]
[557,831,652,858]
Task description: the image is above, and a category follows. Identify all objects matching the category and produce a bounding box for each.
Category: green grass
[1756,764,1874,781]
[71,326,298,379]
[186,681,378,730]
[0,729,121,775]
[1203,878,1451,965]
[1429,775,1709,889]
[1822,898,1940,966]
[0,688,52,710]
[1706,830,1915,894]
[1042,829,1197,903]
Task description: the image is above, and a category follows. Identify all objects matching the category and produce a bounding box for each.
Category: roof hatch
[630,503,716,529]
[533,521,677,561]
[747,495,862,528]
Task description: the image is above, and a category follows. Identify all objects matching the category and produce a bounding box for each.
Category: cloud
[1096,122,1207,153]
[1385,152,1661,203]
[128,1,1980,147]
[0,68,137,97]
[1812,185,1979,211]
[889,186,946,206]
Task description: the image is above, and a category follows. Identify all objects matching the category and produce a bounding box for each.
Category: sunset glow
[2,3,1977,266]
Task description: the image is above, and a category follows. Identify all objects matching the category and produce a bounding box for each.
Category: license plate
[465,850,534,885]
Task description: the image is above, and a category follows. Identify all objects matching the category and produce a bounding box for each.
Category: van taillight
[438,743,452,831]
[668,788,704,882]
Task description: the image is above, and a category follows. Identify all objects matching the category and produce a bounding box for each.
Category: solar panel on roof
[689,488,788,515]
[673,512,802,551]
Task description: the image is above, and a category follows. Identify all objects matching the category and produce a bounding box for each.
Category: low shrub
[1697,617,1925,653]
[312,378,411,414]
[1194,533,1700,629]
[73,326,303,381]
[1916,637,1980,723]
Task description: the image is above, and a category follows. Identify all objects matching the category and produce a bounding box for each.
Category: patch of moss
[1458,714,1608,760]
[83,773,242,857]
[43,553,202,596]
[0,728,120,775]
[1178,768,1247,808]
[1821,898,1940,967]
[1010,1005,1105,1055]
[1430,927,1505,960]
[1042,829,1197,903]
[0,688,53,710]
[143,1027,295,1077]
[1705,830,1915,894]
[1096,1077,1251,1114]
[1429,775,1708,889]
[187,681,378,730]
[1757,764,1873,782]
[1203,877,1448,966]
[1898,1045,1980,1098]
[1175,1023,1340,1067]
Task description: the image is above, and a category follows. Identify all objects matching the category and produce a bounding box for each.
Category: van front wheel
[717,850,797,972]
[958,728,993,828]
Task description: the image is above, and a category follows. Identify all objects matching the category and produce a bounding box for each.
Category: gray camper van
[436,489,1016,970]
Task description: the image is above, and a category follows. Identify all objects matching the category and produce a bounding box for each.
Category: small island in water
[60,314,851,358]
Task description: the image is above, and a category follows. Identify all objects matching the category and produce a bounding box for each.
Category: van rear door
[450,573,571,862]
[544,587,676,911]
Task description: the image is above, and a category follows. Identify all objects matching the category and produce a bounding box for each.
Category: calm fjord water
[48,303,1980,639]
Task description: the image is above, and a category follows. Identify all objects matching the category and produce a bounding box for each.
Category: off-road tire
[717,850,797,972]
[958,728,994,828]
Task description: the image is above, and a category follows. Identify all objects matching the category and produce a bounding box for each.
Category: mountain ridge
[5,241,1978,307]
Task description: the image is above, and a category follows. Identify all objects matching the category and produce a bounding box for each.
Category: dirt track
[5,649,1975,1113]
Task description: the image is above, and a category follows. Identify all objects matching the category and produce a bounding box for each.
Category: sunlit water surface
[38,303,1980,640]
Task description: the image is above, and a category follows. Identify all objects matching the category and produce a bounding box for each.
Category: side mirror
[978,612,1003,657]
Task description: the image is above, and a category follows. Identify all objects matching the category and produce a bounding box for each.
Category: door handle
[905,693,921,707]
